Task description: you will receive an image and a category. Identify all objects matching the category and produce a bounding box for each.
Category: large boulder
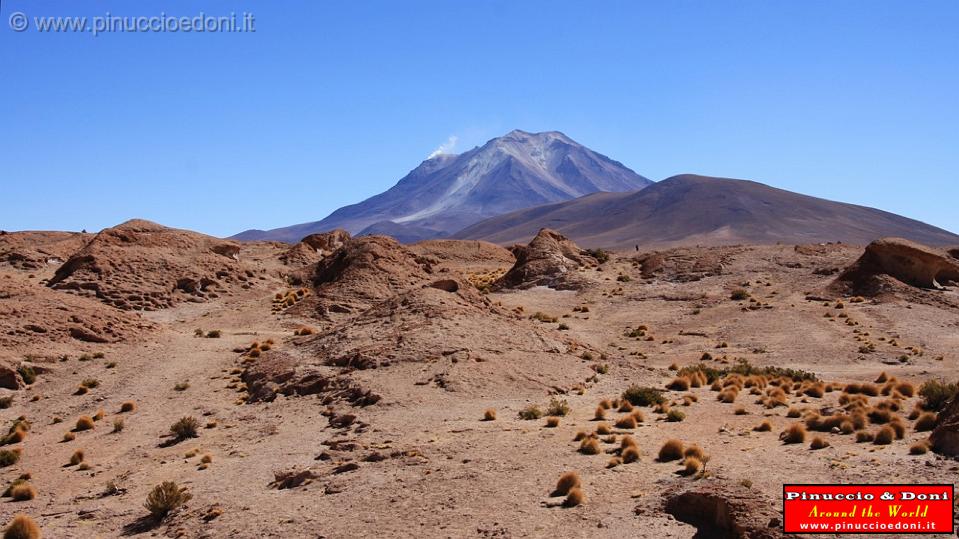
[493,228,598,290]
[279,230,351,267]
[833,237,959,295]
[930,397,959,457]
[664,481,794,539]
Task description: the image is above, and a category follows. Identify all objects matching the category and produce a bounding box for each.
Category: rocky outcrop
[493,229,598,290]
[664,481,793,539]
[833,237,959,295]
[279,230,351,267]
[0,362,23,390]
[241,351,380,405]
[930,397,959,457]
[47,219,261,311]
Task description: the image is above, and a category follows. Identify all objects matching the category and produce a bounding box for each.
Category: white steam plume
[427,135,458,159]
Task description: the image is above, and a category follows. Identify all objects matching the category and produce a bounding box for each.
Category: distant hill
[231,130,651,243]
[453,174,959,248]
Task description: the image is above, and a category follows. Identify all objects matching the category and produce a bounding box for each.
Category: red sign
[783,484,954,534]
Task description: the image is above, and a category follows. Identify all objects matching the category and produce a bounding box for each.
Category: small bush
[855,431,874,443]
[622,446,640,463]
[594,406,606,421]
[16,366,36,385]
[205,330,222,339]
[666,409,686,422]
[112,419,124,433]
[873,426,895,445]
[919,379,958,412]
[92,410,104,421]
[614,415,637,429]
[120,401,136,413]
[3,514,41,539]
[170,417,200,440]
[683,445,704,461]
[62,432,75,442]
[69,449,84,466]
[810,436,829,450]
[596,423,612,435]
[0,449,21,468]
[545,417,560,428]
[174,382,190,392]
[518,405,543,421]
[80,378,99,389]
[666,377,690,391]
[730,289,750,301]
[9,483,35,501]
[622,386,665,407]
[482,409,496,421]
[909,441,929,455]
[781,423,806,444]
[563,486,585,507]
[914,412,937,432]
[75,416,95,431]
[754,420,772,432]
[682,457,702,476]
[553,471,581,496]
[657,439,684,462]
[144,481,192,520]
[546,398,570,417]
[579,438,601,455]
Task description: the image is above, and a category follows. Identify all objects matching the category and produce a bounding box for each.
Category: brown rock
[833,237,959,295]
[494,228,597,290]
[930,397,959,457]
[0,362,23,390]
[664,481,797,539]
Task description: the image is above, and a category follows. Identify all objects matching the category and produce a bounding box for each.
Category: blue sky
[2,1,957,237]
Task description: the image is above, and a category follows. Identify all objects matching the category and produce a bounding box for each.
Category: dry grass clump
[120,401,136,413]
[909,441,929,455]
[293,326,315,336]
[599,399,613,410]
[112,419,124,433]
[919,379,958,411]
[546,398,570,417]
[92,410,104,421]
[62,432,75,442]
[873,426,895,445]
[563,487,585,507]
[482,409,496,421]
[895,381,915,397]
[144,481,192,520]
[622,445,640,463]
[875,372,888,383]
[9,483,35,501]
[595,423,612,436]
[754,420,772,432]
[666,409,686,422]
[683,445,704,461]
[0,449,20,468]
[666,377,690,391]
[579,438,601,455]
[614,415,637,429]
[657,439,684,462]
[3,514,41,539]
[781,423,806,444]
[545,417,560,428]
[888,419,906,439]
[518,405,543,420]
[552,471,581,496]
[74,416,95,431]
[734,407,748,415]
[810,436,830,450]
[594,406,606,420]
[622,385,665,407]
[855,431,875,443]
[786,407,801,418]
[682,457,702,476]
[69,449,85,465]
[170,417,200,440]
[718,389,738,404]
[914,412,937,432]
[573,430,588,442]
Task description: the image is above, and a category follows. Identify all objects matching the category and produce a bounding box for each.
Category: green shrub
[585,248,609,263]
[546,398,570,417]
[730,289,750,301]
[919,379,958,412]
[16,366,36,385]
[518,405,543,420]
[622,385,666,407]
[144,481,192,519]
[170,417,200,440]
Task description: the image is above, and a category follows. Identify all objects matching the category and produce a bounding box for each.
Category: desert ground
[0,221,957,538]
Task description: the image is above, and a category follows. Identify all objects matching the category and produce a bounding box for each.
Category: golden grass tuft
[657,439,684,462]
[573,430,588,442]
[3,514,41,539]
[545,417,560,428]
[682,456,702,476]
[914,412,937,432]
[781,423,806,444]
[599,399,612,410]
[666,377,690,391]
[873,425,895,445]
[553,471,581,496]
[786,407,801,418]
[754,420,772,432]
[875,372,888,383]
[144,481,192,520]
[482,409,496,421]
[9,483,35,501]
[75,416,94,431]
[614,415,637,430]
[622,446,640,463]
[855,431,874,443]
[594,406,606,420]
[92,410,104,422]
[683,445,705,462]
[579,438,601,455]
[119,401,136,413]
[62,432,75,442]
[810,436,829,450]
[909,441,929,455]
[563,487,585,507]
[621,435,638,449]
[69,449,84,466]
[895,381,915,398]
[595,423,612,435]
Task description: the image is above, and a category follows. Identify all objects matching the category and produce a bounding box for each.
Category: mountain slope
[453,174,959,247]
[232,130,651,243]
